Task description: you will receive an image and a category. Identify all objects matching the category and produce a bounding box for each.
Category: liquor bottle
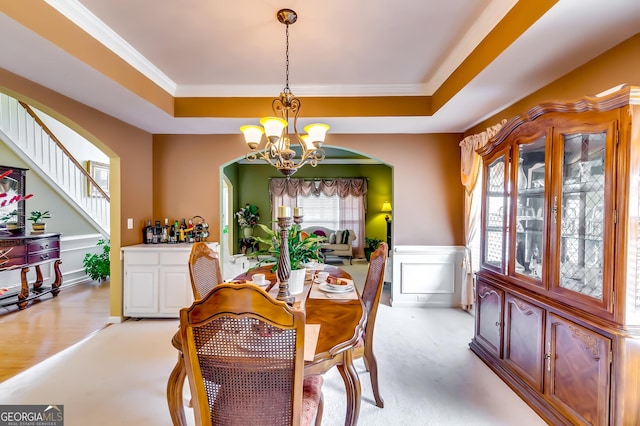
[144,219,153,244]
[161,218,169,243]
[153,220,162,244]
[174,220,180,243]
[169,222,176,244]
[178,218,186,243]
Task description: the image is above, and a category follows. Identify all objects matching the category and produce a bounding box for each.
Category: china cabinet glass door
[512,135,546,286]
[556,130,608,301]
[483,154,507,272]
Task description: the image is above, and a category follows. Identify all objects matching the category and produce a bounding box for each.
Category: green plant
[83,239,110,282]
[0,209,17,223]
[365,237,383,251]
[248,223,325,271]
[235,203,260,228]
[27,210,51,223]
[364,237,383,261]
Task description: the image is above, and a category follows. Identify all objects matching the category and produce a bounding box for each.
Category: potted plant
[83,239,110,282]
[364,237,383,261]
[0,209,21,233]
[235,203,260,238]
[28,210,51,232]
[248,223,325,294]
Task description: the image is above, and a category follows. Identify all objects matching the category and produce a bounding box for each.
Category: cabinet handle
[553,196,558,224]
[545,342,551,371]
[495,321,501,327]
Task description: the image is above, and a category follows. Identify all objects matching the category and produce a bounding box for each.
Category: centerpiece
[249,221,325,296]
[235,203,260,238]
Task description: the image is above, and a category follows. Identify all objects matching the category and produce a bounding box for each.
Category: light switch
[127,218,133,229]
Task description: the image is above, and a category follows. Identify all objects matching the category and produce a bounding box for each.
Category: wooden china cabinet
[470,86,640,425]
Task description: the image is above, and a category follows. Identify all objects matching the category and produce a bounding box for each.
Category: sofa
[302,226,357,264]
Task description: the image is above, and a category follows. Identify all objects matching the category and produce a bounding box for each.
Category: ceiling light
[240,9,329,177]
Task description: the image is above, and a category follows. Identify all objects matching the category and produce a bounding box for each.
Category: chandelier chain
[284,23,290,93]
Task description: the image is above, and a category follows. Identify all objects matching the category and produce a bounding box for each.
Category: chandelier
[240,9,330,177]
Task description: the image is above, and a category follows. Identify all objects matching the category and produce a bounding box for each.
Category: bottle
[169,222,176,244]
[153,220,162,244]
[179,218,186,243]
[144,219,153,244]
[161,218,169,243]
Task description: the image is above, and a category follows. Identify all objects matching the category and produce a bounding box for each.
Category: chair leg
[349,256,352,265]
[365,350,384,408]
[314,393,324,426]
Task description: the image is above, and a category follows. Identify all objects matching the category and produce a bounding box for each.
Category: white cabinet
[122,243,219,318]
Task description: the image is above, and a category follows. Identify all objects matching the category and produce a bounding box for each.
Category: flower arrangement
[248,222,325,271]
[235,203,260,228]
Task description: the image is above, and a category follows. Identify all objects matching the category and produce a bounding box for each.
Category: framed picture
[87,161,110,197]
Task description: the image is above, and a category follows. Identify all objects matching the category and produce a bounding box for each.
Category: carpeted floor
[0,262,546,426]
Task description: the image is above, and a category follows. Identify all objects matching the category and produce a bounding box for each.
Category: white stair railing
[0,93,110,237]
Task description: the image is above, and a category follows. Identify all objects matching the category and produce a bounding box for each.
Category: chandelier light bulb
[240,125,264,149]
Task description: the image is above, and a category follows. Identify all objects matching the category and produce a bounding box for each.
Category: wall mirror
[0,165,28,232]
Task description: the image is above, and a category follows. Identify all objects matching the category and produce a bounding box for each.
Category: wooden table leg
[167,353,187,426]
[337,349,361,426]
[33,264,44,289]
[17,267,30,310]
[51,260,63,296]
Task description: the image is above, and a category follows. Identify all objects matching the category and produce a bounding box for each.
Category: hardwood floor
[0,281,111,382]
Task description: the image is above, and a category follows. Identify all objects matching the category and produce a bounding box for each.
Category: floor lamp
[381,201,392,252]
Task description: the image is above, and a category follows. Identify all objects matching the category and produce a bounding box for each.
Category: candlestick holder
[276,215,295,305]
[293,215,303,224]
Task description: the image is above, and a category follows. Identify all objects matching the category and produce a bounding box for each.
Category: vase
[32,223,47,233]
[243,227,254,238]
[288,268,306,295]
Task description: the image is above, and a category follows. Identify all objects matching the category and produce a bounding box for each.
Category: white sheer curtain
[269,178,367,258]
[460,119,507,311]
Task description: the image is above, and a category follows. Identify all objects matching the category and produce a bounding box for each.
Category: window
[298,193,339,229]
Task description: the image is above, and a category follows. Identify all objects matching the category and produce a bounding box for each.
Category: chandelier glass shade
[240,9,329,177]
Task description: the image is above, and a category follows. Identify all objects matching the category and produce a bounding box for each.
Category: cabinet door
[550,119,617,313]
[159,266,193,316]
[511,133,548,289]
[482,152,508,273]
[475,279,503,357]
[545,313,611,425]
[124,265,158,315]
[504,294,545,392]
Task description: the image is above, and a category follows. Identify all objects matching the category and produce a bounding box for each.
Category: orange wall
[152,133,465,246]
[469,33,640,135]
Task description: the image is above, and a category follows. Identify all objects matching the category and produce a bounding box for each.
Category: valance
[269,178,368,199]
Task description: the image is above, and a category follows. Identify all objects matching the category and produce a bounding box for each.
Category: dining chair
[188,241,223,299]
[179,283,324,426]
[354,241,388,408]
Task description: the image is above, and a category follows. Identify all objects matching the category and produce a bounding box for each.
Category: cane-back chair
[354,242,388,408]
[180,283,324,426]
[188,242,223,299]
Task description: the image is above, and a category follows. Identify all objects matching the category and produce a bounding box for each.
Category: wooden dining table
[166,264,366,426]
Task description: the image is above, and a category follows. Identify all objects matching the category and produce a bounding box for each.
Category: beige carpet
[0,260,546,425]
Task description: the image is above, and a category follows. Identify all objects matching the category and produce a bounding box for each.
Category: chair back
[180,283,306,426]
[361,242,388,338]
[188,242,223,299]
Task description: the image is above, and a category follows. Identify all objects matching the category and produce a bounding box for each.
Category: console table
[0,232,63,310]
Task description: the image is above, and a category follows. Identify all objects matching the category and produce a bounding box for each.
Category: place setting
[310,271,358,300]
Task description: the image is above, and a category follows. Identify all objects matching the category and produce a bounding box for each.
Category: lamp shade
[381,201,392,212]
[260,116,288,138]
[240,125,264,145]
[303,123,330,143]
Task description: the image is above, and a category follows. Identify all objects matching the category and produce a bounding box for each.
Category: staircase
[0,93,110,237]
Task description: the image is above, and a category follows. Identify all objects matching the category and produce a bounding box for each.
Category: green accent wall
[229,162,392,255]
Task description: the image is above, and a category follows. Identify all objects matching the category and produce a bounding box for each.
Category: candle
[294,207,303,217]
[278,206,291,218]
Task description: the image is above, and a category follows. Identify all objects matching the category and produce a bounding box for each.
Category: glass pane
[514,136,546,279]
[559,132,606,300]
[484,156,505,268]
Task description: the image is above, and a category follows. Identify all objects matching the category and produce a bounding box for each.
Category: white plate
[318,283,354,293]
[252,280,270,288]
